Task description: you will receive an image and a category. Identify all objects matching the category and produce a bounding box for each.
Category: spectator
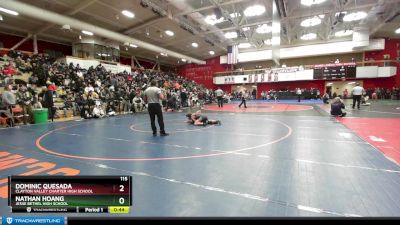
[92,101,105,118]
[132,93,144,113]
[296,88,302,102]
[343,89,348,99]
[42,86,55,122]
[238,91,248,108]
[330,97,346,117]
[322,93,330,104]
[16,85,33,124]
[1,85,16,108]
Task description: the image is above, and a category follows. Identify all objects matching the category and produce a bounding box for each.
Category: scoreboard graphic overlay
[8,176,132,214]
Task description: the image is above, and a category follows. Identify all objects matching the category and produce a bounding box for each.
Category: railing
[214,60,400,77]
[0,48,34,56]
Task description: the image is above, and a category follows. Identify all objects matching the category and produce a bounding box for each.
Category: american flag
[227,45,238,64]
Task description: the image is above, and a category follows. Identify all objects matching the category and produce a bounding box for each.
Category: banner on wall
[214,69,313,85]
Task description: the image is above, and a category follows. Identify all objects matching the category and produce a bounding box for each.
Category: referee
[351,83,365,110]
[144,80,169,136]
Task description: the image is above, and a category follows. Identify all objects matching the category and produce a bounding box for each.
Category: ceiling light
[242,27,250,31]
[209,51,215,55]
[0,15,3,21]
[81,30,93,36]
[181,59,187,62]
[264,39,272,45]
[301,0,326,6]
[230,12,241,18]
[78,35,82,40]
[160,52,167,57]
[243,5,265,17]
[343,12,367,22]
[129,44,138,48]
[122,10,135,18]
[0,7,19,16]
[165,30,174,36]
[256,24,272,34]
[395,28,400,34]
[224,31,238,39]
[192,42,198,48]
[335,30,353,37]
[204,14,224,25]
[238,43,251,48]
[301,33,317,40]
[301,17,321,27]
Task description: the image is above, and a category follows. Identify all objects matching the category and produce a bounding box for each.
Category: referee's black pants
[217,96,223,107]
[352,95,361,109]
[239,98,247,108]
[148,103,165,134]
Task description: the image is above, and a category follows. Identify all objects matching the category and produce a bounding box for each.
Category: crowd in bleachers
[0,50,216,126]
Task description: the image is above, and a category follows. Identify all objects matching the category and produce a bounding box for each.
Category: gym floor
[1,99,400,217]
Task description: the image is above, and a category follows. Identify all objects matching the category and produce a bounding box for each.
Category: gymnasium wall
[364,38,400,87]
[178,38,400,94]
[236,53,363,70]
[178,57,229,89]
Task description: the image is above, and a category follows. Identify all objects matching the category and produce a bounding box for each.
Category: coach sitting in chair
[132,93,144,113]
[330,97,346,117]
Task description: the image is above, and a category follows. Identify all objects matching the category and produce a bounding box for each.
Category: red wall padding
[178,57,229,89]
[365,38,400,87]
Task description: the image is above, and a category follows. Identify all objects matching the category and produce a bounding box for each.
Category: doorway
[231,84,258,100]
[325,80,363,99]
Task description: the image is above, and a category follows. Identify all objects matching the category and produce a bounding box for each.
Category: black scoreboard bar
[313,62,357,80]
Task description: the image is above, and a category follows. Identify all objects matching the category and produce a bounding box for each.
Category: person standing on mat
[42,86,55,122]
[296,88,302,102]
[351,83,365,110]
[215,87,224,108]
[144,80,169,136]
[238,91,248,108]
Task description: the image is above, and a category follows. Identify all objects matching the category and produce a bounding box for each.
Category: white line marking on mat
[92,163,362,217]
[297,137,368,144]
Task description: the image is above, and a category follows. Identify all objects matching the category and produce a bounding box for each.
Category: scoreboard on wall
[313,62,356,80]
[8,176,132,214]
